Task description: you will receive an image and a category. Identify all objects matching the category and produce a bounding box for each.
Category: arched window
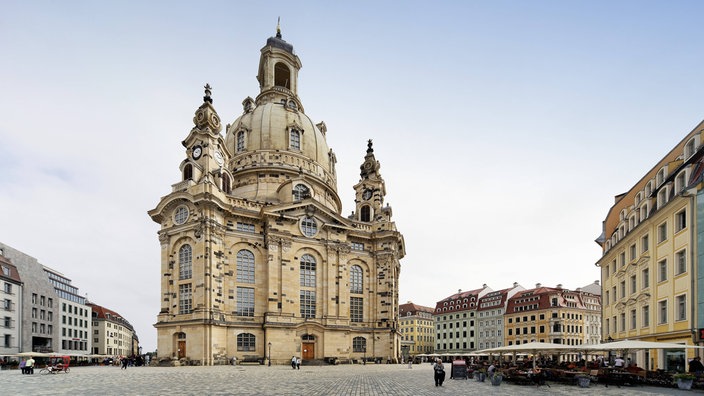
[300,254,316,287]
[222,173,231,194]
[350,265,363,294]
[236,131,246,152]
[236,250,255,284]
[179,245,192,280]
[360,205,371,222]
[274,62,291,89]
[293,184,310,201]
[183,164,193,181]
[237,333,255,351]
[290,129,301,150]
[301,217,317,237]
[352,336,366,352]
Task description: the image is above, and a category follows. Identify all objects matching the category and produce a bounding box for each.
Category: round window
[174,206,189,225]
[301,217,318,237]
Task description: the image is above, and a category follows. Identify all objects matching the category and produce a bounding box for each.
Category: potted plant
[575,373,591,388]
[674,373,695,390]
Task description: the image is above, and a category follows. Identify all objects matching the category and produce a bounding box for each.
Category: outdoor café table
[603,369,639,387]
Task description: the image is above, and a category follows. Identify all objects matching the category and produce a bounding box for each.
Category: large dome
[221,32,340,213]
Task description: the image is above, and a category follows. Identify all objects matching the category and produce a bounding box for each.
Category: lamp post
[268,342,272,366]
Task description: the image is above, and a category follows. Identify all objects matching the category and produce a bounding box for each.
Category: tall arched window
[350,265,363,294]
[183,164,193,181]
[236,131,246,152]
[222,173,231,194]
[360,205,371,222]
[300,254,316,287]
[179,245,192,280]
[236,250,255,284]
[290,129,301,150]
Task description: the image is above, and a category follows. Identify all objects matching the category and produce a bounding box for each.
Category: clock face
[363,189,372,200]
[214,150,224,166]
[192,146,202,160]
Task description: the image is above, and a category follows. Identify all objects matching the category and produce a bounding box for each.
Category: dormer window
[290,129,301,150]
[656,167,667,186]
[236,131,246,152]
[293,184,310,201]
[685,137,697,159]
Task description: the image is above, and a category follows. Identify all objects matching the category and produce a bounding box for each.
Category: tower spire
[276,17,282,39]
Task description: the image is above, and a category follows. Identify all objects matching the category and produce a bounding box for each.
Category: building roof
[433,285,492,314]
[0,255,22,284]
[399,301,434,317]
[87,302,134,331]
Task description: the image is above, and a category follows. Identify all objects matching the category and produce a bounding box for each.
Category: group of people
[290,356,301,370]
[19,356,35,374]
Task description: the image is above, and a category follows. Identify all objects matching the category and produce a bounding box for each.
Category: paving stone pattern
[2,363,702,395]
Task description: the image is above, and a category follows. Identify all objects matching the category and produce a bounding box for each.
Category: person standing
[296,357,301,370]
[19,358,26,374]
[121,356,129,370]
[689,356,704,374]
[26,356,35,374]
[291,356,296,369]
[614,356,625,369]
[433,359,445,387]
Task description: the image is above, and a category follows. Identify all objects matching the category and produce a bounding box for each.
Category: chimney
[536,283,542,288]
[482,284,487,288]
[594,280,600,285]
[557,284,563,289]
[458,289,462,294]
[513,282,518,288]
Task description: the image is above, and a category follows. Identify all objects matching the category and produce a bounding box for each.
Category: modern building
[0,254,22,356]
[596,119,704,371]
[44,266,91,355]
[433,285,492,354]
[0,242,59,353]
[149,28,405,365]
[88,302,135,357]
[476,282,524,351]
[398,302,435,359]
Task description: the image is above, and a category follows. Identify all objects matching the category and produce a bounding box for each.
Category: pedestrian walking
[121,357,129,369]
[296,357,301,370]
[433,358,445,387]
[26,356,35,374]
[291,356,296,369]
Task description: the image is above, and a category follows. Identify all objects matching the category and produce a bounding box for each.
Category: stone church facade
[149,29,405,365]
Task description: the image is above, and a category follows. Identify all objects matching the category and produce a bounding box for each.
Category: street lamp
[268,342,272,366]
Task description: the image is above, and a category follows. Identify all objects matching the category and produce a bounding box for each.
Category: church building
[149,28,405,365]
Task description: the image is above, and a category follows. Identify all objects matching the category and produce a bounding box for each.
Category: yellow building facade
[596,120,704,371]
[398,302,435,359]
[149,29,405,365]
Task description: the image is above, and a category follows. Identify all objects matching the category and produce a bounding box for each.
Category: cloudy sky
[2,1,703,352]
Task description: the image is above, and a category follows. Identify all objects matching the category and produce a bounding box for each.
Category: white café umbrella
[582,339,704,353]
[477,341,576,369]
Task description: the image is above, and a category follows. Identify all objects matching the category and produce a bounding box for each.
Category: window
[659,300,667,324]
[222,173,231,194]
[236,222,255,233]
[350,265,363,294]
[658,222,667,243]
[32,293,37,304]
[289,129,301,150]
[300,254,316,287]
[3,334,9,348]
[641,234,649,253]
[183,164,193,181]
[293,184,310,201]
[3,317,10,328]
[236,287,254,317]
[353,336,366,352]
[630,275,636,294]
[658,259,667,282]
[676,250,687,275]
[236,250,255,284]
[3,283,10,294]
[351,242,364,251]
[179,244,192,280]
[676,210,687,233]
[620,281,626,298]
[630,309,636,330]
[236,131,246,152]
[300,290,316,318]
[174,206,189,225]
[642,268,650,288]
[605,290,609,305]
[629,244,636,261]
[301,217,317,237]
[360,205,371,222]
[237,333,255,351]
[350,296,363,322]
[677,295,686,321]
[178,284,192,314]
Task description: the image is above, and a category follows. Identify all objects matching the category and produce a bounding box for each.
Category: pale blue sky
[2,1,703,352]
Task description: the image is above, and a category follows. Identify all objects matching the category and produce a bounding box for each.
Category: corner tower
[150,27,405,366]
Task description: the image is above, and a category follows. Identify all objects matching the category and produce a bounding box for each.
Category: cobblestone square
[3,363,703,395]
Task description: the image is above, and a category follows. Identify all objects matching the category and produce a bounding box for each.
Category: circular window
[301,217,318,237]
[174,206,189,225]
